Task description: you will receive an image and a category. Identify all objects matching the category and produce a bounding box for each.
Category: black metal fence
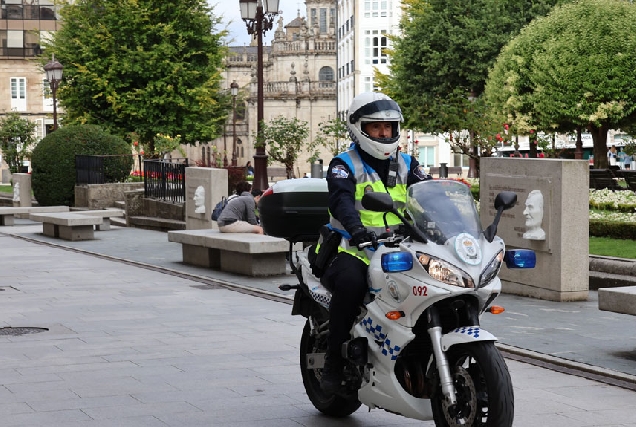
[143,158,188,203]
[76,154,140,184]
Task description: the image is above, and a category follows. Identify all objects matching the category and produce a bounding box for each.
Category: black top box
[259,178,329,243]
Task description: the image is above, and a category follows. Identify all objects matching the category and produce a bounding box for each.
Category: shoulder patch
[331,165,349,179]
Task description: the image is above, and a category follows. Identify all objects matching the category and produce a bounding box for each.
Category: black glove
[350,227,377,249]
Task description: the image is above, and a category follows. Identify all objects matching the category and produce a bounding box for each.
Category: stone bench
[598,286,636,316]
[70,209,125,231]
[28,212,103,241]
[0,206,69,226]
[167,229,290,276]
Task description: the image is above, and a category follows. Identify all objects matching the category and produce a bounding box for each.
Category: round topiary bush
[31,125,133,206]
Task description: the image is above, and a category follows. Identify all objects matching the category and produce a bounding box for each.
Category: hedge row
[589,220,636,240]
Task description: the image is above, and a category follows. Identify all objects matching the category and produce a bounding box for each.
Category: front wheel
[431,342,514,427]
[299,320,361,417]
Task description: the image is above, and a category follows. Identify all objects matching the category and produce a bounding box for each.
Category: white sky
[209,0,305,46]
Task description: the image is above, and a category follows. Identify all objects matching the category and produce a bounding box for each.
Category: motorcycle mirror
[495,191,517,211]
[361,192,394,212]
[484,191,518,243]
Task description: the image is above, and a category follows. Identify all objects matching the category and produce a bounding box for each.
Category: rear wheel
[431,342,514,427]
[299,320,361,417]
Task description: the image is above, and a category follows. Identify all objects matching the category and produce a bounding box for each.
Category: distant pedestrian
[217,183,264,234]
[245,161,254,176]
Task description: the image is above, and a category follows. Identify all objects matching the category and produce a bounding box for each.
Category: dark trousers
[321,252,368,358]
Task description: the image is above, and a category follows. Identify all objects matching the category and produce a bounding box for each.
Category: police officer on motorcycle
[320,92,431,393]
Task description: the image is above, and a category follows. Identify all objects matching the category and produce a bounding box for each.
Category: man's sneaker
[320,354,344,394]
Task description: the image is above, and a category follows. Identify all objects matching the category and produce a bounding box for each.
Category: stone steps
[589,255,636,289]
[127,216,186,232]
[591,255,636,316]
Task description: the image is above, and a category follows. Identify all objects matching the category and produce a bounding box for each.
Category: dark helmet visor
[349,99,402,124]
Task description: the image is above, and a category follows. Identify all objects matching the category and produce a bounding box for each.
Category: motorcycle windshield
[406,180,482,245]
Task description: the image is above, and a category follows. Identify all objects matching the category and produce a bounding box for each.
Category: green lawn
[0,185,12,194]
[589,236,636,259]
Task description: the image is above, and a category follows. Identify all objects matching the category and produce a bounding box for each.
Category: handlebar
[356,234,406,250]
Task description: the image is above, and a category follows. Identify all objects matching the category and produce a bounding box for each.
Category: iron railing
[143,158,188,203]
[76,154,140,185]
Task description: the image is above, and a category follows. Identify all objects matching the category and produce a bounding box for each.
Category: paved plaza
[1,223,636,426]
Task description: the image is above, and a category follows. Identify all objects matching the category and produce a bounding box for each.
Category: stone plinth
[479,158,589,301]
[12,173,31,208]
[185,167,228,230]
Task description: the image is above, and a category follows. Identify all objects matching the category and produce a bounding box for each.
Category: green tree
[309,117,348,162]
[259,116,310,179]
[484,0,636,169]
[43,0,229,149]
[379,0,564,169]
[0,112,37,174]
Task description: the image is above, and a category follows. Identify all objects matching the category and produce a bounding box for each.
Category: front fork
[426,307,457,405]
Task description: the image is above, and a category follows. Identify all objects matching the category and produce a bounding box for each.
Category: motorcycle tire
[431,341,514,427]
[299,320,361,417]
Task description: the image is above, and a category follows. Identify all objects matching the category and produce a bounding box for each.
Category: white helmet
[348,92,403,160]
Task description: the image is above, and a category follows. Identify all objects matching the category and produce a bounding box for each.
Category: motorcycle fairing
[441,326,497,352]
[360,316,402,360]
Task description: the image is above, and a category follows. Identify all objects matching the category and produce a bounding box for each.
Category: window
[420,146,436,168]
[364,0,389,18]
[319,66,334,81]
[365,31,388,65]
[11,77,27,111]
[311,8,317,27]
[320,8,327,33]
[453,152,470,168]
[364,76,373,92]
[43,79,53,110]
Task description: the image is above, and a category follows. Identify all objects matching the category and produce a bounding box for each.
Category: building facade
[186,0,338,178]
[0,0,61,181]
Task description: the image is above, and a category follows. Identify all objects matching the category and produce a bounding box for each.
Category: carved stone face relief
[193,185,205,214]
[522,190,545,240]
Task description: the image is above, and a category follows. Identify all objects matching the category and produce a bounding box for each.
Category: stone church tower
[195,0,337,179]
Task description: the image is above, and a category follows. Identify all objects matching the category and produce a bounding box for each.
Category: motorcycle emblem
[454,233,482,265]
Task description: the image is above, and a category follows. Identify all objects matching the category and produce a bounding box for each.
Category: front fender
[441,327,497,351]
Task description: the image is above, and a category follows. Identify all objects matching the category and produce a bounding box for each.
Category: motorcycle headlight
[478,250,504,288]
[417,252,474,288]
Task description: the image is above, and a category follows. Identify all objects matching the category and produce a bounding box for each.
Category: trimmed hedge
[589,220,636,240]
[31,125,132,206]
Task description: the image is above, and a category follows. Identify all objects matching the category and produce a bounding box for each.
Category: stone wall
[75,183,145,209]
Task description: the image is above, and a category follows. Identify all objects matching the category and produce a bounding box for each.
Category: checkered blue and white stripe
[361,316,402,360]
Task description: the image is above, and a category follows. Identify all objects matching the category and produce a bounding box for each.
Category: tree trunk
[591,125,609,169]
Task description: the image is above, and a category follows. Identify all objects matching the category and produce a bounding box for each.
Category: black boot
[320,352,344,394]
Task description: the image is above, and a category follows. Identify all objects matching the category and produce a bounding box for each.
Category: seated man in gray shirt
[217,186,264,234]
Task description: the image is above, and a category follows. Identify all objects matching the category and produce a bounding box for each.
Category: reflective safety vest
[330,148,411,264]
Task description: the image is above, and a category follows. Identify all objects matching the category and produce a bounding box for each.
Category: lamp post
[44,55,63,131]
[239,0,279,190]
[230,80,239,167]
[466,90,478,178]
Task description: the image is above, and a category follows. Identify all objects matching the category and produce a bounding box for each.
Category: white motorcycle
[272,179,536,426]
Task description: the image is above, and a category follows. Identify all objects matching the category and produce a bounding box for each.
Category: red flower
[530,129,535,134]
[133,141,138,146]
[503,123,509,130]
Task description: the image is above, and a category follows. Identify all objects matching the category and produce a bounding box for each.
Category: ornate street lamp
[466,90,478,178]
[239,0,279,190]
[231,80,239,167]
[44,55,63,131]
